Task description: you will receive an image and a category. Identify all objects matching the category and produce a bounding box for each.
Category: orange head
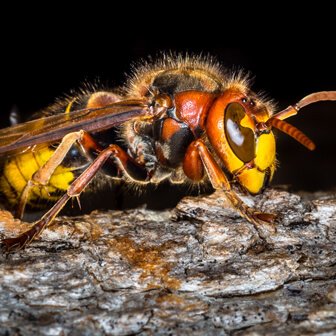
[204,88,336,194]
[205,88,276,194]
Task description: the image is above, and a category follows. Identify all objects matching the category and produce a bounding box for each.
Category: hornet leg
[2,140,149,252]
[183,140,276,233]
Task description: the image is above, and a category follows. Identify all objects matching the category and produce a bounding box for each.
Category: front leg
[183,140,276,233]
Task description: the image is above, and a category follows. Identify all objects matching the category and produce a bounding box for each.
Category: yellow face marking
[237,132,276,194]
[255,133,276,171]
[240,114,254,129]
[238,168,266,194]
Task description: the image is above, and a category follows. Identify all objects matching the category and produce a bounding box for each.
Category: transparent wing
[0,99,150,155]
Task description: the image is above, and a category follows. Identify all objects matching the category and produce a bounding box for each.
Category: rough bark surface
[0,188,336,335]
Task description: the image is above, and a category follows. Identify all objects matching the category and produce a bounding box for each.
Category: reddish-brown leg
[1,142,149,253]
[14,91,123,219]
[183,140,276,232]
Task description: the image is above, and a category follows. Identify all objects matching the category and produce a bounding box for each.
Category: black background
[1,22,336,212]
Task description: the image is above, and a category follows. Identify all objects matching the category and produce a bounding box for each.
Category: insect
[0,55,335,252]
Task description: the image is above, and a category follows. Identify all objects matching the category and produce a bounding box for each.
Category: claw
[254,212,276,223]
[1,217,47,253]
[225,191,277,234]
[251,212,277,233]
[1,233,31,253]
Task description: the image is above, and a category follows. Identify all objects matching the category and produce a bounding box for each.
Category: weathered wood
[0,188,335,335]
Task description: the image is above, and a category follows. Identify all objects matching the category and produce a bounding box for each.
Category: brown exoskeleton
[0,55,335,252]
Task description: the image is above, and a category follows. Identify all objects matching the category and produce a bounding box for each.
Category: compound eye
[224,102,255,163]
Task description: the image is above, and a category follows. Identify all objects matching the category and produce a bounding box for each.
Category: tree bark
[0,188,336,335]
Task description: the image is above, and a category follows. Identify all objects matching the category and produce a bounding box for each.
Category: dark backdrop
[1,34,335,210]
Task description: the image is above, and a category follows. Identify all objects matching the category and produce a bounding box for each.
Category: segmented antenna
[267,91,336,150]
[268,118,315,151]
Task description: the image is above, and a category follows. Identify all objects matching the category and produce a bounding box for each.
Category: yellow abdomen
[0,147,74,208]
